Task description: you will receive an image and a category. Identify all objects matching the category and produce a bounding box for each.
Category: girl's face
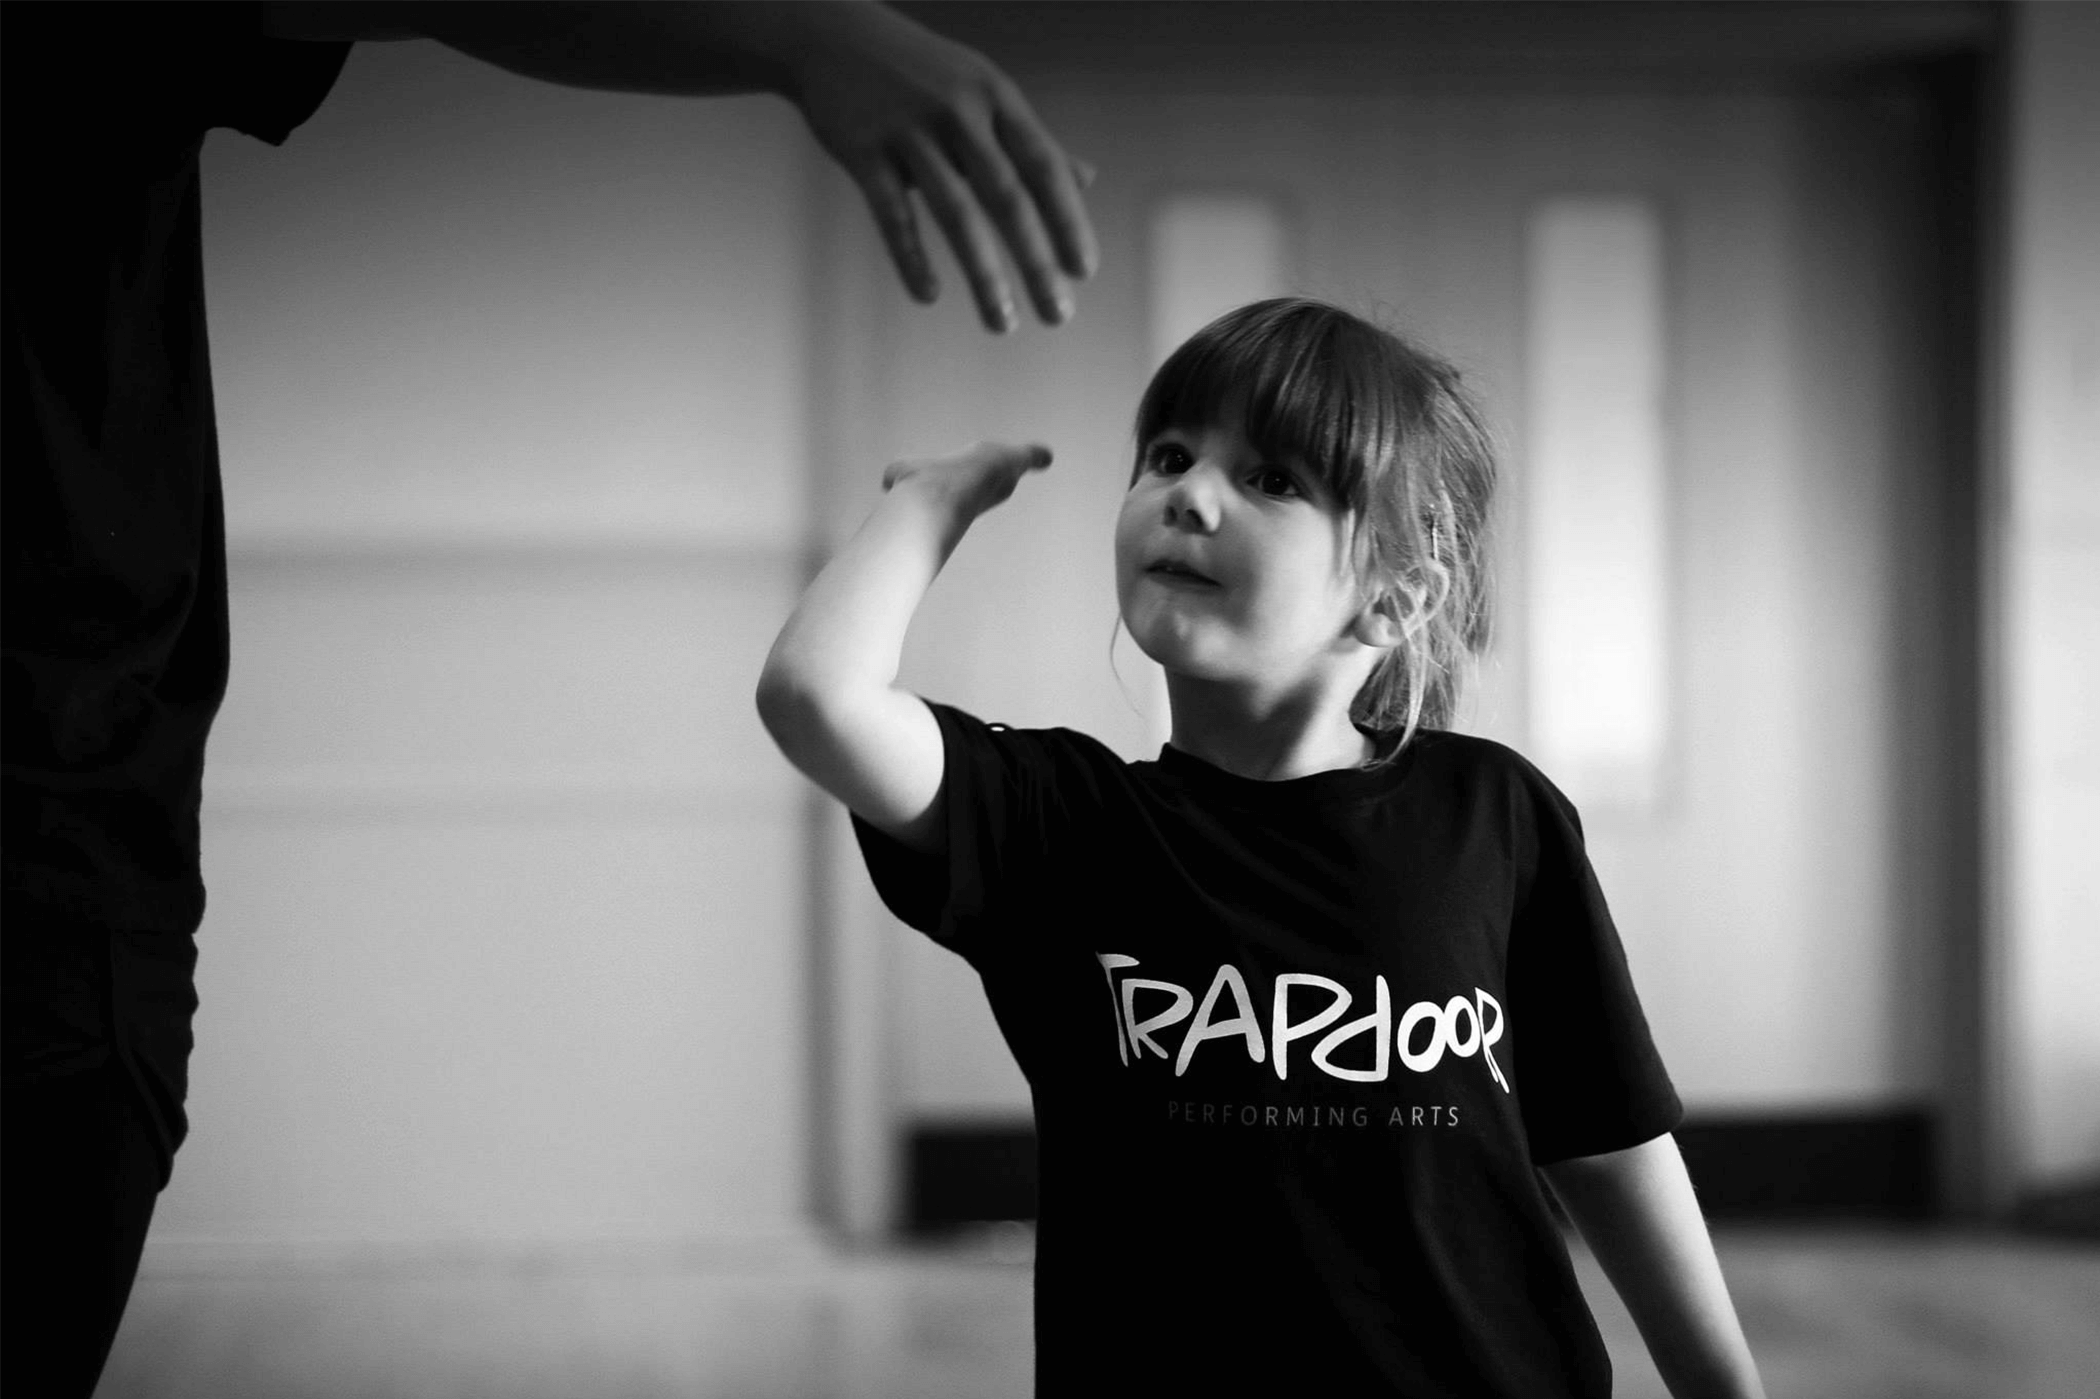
[1115,413,1383,698]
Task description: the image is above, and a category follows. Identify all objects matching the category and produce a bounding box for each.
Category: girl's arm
[1541,1133,1767,1399]
[755,441,1050,854]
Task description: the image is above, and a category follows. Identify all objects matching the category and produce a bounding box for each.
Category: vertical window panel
[1148,194,1289,366]
[1525,200,1670,811]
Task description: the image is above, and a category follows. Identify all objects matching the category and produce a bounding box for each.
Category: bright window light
[1524,199,1671,811]
[1148,194,1289,367]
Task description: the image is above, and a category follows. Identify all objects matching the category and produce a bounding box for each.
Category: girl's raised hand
[882,440,1052,520]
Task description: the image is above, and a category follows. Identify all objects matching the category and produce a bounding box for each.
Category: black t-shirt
[3,4,350,933]
[854,701,1682,1398]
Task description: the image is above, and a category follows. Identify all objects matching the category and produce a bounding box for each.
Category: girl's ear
[1349,587,1408,650]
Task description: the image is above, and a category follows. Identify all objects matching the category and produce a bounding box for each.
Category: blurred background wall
[171,48,820,1256]
[152,0,2095,1265]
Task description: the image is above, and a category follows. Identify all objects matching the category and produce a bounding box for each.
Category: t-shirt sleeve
[849,700,1119,966]
[181,4,354,146]
[205,29,353,147]
[1506,771,1683,1164]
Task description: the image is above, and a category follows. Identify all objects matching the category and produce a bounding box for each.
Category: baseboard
[906,1125,1042,1234]
[905,1107,1941,1233]
[2011,1175,2100,1240]
[1673,1108,1936,1220]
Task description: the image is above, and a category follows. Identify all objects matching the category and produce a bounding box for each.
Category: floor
[96,1227,2100,1399]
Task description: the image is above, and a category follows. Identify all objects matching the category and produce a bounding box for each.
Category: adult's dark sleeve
[1505,773,1683,1164]
[5,3,350,158]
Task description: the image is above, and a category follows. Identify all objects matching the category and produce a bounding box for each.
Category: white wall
[154,40,820,1253]
[2003,0,2100,1193]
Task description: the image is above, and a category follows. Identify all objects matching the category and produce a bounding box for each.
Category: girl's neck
[1163,679,1373,781]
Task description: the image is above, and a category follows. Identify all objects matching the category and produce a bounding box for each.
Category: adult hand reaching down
[783,2,1099,331]
[265,0,1101,333]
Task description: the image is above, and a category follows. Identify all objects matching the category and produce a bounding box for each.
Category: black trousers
[3,911,197,1399]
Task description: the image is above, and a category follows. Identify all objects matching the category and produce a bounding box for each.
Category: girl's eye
[1253,468,1301,499]
[1147,443,1192,474]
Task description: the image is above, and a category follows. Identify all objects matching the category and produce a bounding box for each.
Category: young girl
[757,298,1765,1398]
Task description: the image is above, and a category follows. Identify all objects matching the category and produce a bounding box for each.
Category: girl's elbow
[755,669,823,755]
[755,670,869,782]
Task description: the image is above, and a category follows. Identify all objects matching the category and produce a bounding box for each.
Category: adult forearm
[1544,1135,1766,1399]
[761,479,970,705]
[405,0,889,100]
[262,1,1097,336]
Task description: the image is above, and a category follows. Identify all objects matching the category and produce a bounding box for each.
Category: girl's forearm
[1543,1134,1766,1399]
[755,443,1038,842]
[760,478,972,706]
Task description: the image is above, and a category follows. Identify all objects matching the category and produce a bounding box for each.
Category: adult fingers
[938,111,1069,326]
[852,156,937,305]
[896,130,1016,334]
[989,86,1099,283]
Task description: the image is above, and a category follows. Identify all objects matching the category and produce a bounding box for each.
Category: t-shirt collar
[1151,727,1414,810]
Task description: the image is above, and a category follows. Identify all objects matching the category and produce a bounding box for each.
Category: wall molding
[227,532,804,567]
[137,1227,833,1280]
[204,767,802,820]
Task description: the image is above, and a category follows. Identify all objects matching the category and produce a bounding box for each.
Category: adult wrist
[759,0,902,104]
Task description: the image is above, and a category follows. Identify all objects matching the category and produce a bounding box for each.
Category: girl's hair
[1131,297,1497,764]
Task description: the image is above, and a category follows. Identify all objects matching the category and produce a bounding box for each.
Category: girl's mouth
[1146,561,1219,587]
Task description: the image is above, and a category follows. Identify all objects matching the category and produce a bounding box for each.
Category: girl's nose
[1163,464,1222,531]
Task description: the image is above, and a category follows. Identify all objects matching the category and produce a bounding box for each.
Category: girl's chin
[1125,632,1241,681]
[1122,605,1249,668]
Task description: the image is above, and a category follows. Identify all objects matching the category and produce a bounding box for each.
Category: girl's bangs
[1134,304,1392,509]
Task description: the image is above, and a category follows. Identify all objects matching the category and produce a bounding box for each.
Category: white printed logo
[1096,954,1509,1092]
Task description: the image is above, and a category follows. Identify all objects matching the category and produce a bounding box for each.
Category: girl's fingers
[986,441,1052,506]
[953,441,1053,509]
[853,157,937,304]
[882,442,1050,512]
[963,440,1051,469]
[896,131,1015,333]
[965,441,1050,478]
